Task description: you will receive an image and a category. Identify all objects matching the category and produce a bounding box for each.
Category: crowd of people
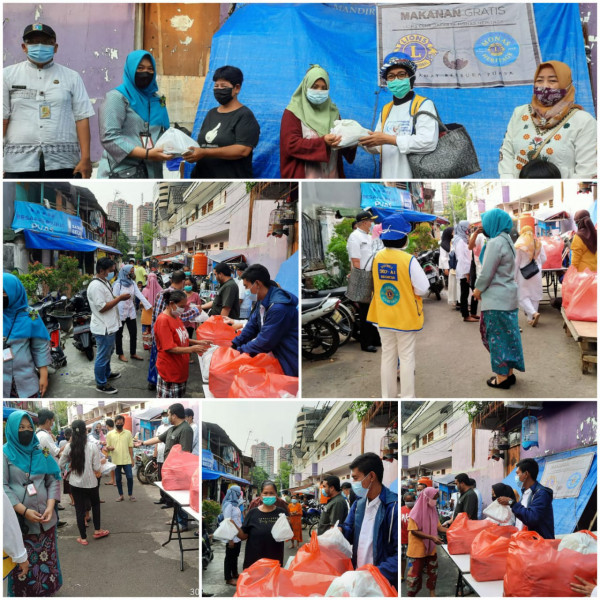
[4,22,596,180]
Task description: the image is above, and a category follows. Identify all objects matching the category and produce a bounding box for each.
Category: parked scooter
[30,294,67,370]
[301,294,340,360]
[67,288,95,360]
[417,249,444,301]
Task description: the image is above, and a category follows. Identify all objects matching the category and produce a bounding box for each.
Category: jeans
[95,333,116,386]
[115,464,134,496]
[70,484,101,539]
[177,506,189,528]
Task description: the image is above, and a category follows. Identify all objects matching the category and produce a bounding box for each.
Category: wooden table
[561,307,597,374]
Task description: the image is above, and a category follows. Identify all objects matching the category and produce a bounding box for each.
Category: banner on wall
[377,3,542,88]
[360,183,413,210]
[539,453,594,499]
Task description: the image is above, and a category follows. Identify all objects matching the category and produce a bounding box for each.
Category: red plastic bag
[289,531,354,576]
[209,347,284,398]
[504,530,597,597]
[562,266,597,322]
[446,513,495,555]
[229,366,299,398]
[234,558,337,597]
[161,444,198,490]
[541,236,564,269]
[196,315,238,346]
[190,467,199,512]
[470,525,518,581]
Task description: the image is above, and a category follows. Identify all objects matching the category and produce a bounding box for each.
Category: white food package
[330,119,370,148]
[198,344,218,383]
[100,461,117,474]
[318,520,353,558]
[154,127,199,157]
[482,499,512,524]
[558,531,597,554]
[325,571,387,597]
[271,512,294,542]
[212,517,239,542]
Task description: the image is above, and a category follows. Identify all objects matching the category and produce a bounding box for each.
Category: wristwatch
[508,499,514,506]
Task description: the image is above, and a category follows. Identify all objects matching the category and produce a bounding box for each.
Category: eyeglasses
[386,73,410,81]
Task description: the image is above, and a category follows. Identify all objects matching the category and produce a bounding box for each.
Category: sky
[202,400,321,454]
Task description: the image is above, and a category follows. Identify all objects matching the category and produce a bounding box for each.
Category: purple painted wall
[3,3,135,162]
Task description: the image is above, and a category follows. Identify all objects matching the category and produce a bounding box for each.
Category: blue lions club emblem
[474,31,520,66]
[381,283,400,306]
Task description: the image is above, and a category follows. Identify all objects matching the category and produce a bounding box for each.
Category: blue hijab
[115,50,170,128]
[117,264,135,288]
[480,209,514,263]
[3,411,62,478]
[3,273,50,342]
[222,485,242,512]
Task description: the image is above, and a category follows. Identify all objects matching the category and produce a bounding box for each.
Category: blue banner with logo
[12,201,85,238]
[360,183,412,210]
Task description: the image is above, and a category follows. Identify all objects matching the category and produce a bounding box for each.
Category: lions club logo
[474,31,520,66]
[394,34,438,69]
[381,283,400,306]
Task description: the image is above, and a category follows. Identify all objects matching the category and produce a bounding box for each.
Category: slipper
[118,355,129,362]
[104,482,114,485]
[532,312,540,327]
[76,538,89,546]
[99,500,105,503]
[93,530,110,539]
[486,376,511,389]
[70,502,75,505]
[129,496,137,502]
[131,355,144,361]
[116,496,124,502]
[463,316,479,322]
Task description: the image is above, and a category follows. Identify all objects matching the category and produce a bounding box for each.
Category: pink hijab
[408,486,439,555]
[142,272,162,306]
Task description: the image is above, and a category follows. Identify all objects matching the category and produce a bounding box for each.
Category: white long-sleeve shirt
[3,490,28,564]
[409,257,431,297]
[113,281,152,321]
[455,238,472,280]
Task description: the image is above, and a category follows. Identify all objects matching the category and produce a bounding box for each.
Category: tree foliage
[276,460,293,492]
[116,232,131,257]
[326,218,354,278]
[135,223,159,260]
[250,466,271,490]
[406,223,439,256]
[443,183,469,226]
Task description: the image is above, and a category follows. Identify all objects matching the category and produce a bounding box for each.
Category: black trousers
[460,277,478,319]
[357,302,380,349]
[116,317,137,356]
[70,483,101,539]
[158,461,170,504]
[224,541,242,580]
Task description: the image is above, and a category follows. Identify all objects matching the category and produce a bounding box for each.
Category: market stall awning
[23,229,121,254]
[207,250,246,264]
[535,208,571,222]
[367,206,437,225]
[202,468,250,485]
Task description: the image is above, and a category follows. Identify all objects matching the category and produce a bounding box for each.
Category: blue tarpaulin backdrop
[190,3,594,179]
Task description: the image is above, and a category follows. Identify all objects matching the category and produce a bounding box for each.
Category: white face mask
[173,305,185,316]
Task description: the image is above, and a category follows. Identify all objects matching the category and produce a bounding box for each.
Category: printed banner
[378,3,542,88]
[12,201,85,238]
[360,183,413,210]
[540,453,594,499]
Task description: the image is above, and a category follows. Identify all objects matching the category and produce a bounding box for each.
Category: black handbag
[448,250,458,270]
[520,259,540,280]
[107,162,149,179]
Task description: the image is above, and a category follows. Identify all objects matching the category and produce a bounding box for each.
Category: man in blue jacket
[231,263,298,377]
[497,457,555,539]
[341,452,398,589]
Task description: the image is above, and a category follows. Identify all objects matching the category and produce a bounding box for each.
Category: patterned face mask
[533,86,568,107]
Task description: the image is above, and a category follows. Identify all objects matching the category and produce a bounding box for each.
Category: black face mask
[3,296,8,310]
[116,424,124,430]
[135,72,153,89]
[18,430,34,446]
[213,87,234,106]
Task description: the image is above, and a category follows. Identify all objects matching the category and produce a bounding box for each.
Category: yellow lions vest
[367,248,424,332]
[4,552,17,578]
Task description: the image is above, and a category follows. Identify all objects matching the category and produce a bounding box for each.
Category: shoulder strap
[532,109,579,160]
[381,101,394,130]
[410,94,427,116]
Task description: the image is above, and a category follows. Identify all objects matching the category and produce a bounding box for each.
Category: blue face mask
[387,78,411,99]
[306,89,329,105]
[107,271,115,280]
[321,488,328,498]
[262,496,276,506]
[351,474,371,498]
[27,43,55,64]
[184,285,193,292]
[162,417,169,425]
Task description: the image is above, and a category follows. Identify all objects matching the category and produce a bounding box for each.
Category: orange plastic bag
[229,366,299,398]
[562,266,597,322]
[356,564,398,597]
[190,467,199,512]
[541,237,564,269]
[234,558,337,597]
[289,531,354,576]
[470,525,518,581]
[504,530,597,597]
[446,513,495,555]
[209,347,284,398]
[196,315,238,346]
[161,444,198,490]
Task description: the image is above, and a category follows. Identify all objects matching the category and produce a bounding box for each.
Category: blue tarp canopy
[368,207,437,225]
[202,468,250,485]
[501,445,597,536]
[23,230,121,254]
[191,3,593,179]
[275,251,299,298]
[3,406,37,421]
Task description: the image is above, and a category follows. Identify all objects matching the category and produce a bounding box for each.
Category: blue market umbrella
[389,478,398,494]
[275,251,299,298]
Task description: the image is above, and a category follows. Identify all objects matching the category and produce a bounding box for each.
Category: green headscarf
[480,209,514,263]
[285,65,340,137]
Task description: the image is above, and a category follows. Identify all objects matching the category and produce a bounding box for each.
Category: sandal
[129,496,137,502]
[532,312,540,327]
[486,376,512,389]
[118,355,128,362]
[116,496,124,502]
[76,538,89,546]
[131,355,144,361]
[93,529,110,539]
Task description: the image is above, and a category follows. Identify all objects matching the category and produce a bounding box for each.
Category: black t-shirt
[453,488,478,521]
[242,506,286,569]
[157,420,193,459]
[210,278,240,319]
[317,492,349,535]
[192,105,260,179]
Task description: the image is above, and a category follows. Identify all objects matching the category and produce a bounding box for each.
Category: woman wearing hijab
[3,411,63,596]
[406,487,448,597]
[438,226,453,281]
[186,65,260,179]
[280,64,356,178]
[473,209,525,389]
[221,485,243,586]
[491,483,518,526]
[514,225,547,326]
[499,61,597,178]
[112,265,152,363]
[455,221,479,323]
[571,209,597,272]
[98,50,172,178]
[3,274,51,398]
[141,272,162,350]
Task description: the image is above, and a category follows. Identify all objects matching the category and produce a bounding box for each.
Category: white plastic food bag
[271,512,293,542]
[325,571,386,597]
[483,499,512,524]
[318,520,353,558]
[558,531,597,554]
[330,119,370,148]
[100,461,117,474]
[212,517,239,542]
[155,127,199,157]
[199,344,218,383]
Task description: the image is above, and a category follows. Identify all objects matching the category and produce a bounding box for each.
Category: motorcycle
[67,288,95,361]
[301,294,340,360]
[202,518,214,569]
[30,294,67,370]
[418,249,444,301]
[134,447,156,484]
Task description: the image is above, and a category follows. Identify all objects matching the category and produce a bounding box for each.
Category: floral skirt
[480,309,525,375]
[8,527,62,597]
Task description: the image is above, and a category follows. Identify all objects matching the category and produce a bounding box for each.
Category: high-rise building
[251,442,275,475]
[107,197,134,240]
[137,202,154,233]
[278,444,292,466]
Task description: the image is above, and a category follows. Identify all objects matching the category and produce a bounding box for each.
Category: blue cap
[380,214,411,240]
[380,52,418,80]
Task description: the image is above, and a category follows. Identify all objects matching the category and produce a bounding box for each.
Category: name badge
[140,132,154,149]
[39,103,51,119]
[3,347,14,362]
[26,483,38,496]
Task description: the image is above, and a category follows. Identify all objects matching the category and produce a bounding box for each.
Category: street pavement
[55,471,199,597]
[302,290,597,398]
[46,315,204,398]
